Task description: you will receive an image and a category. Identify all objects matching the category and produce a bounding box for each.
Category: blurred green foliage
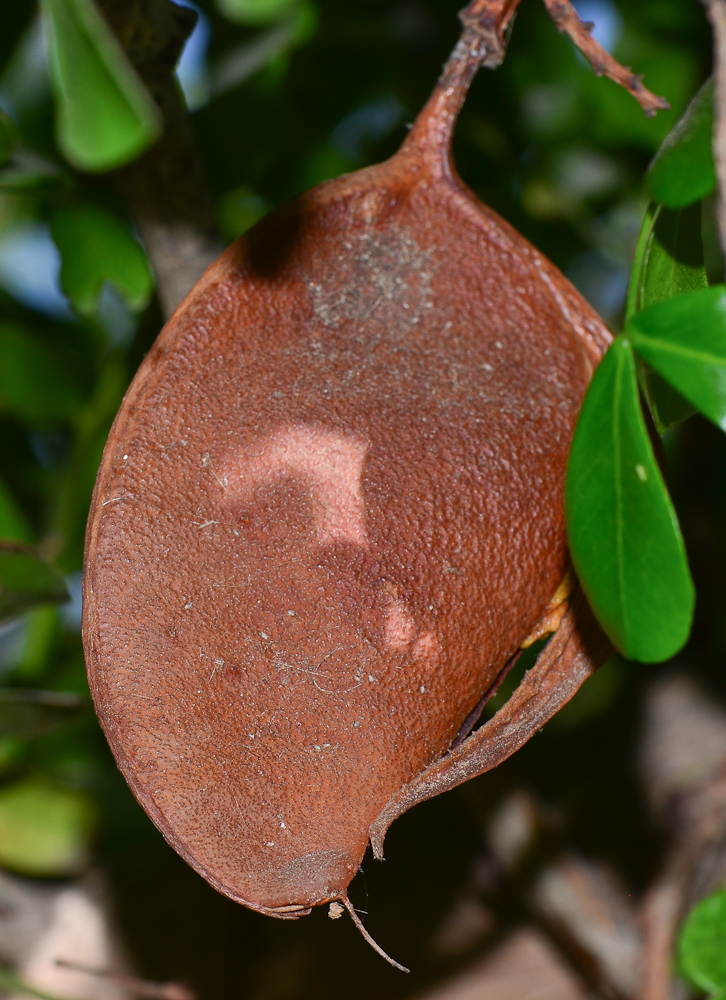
[50,203,154,315]
[0,542,68,621]
[0,774,95,876]
[679,891,726,999]
[0,0,721,995]
[42,0,162,170]
[216,0,305,25]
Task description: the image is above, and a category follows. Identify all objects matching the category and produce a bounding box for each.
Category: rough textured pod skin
[83,15,613,923]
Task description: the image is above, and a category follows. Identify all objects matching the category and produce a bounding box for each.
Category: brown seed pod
[83,0,619,962]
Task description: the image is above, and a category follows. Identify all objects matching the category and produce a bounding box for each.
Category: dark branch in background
[637,676,726,1000]
[705,0,726,267]
[96,0,224,317]
[56,959,196,1000]
[454,675,726,1000]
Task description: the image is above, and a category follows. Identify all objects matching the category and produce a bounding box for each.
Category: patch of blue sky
[572,0,623,54]
[0,223,73,320]
[174,1,212,111]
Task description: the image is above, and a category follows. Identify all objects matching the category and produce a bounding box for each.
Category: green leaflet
[626,201,706,431]
[50,203,153,316]
[628,287,726,431]
[627,203,708,318]
[565,337,694,662]
[41,0,162,172]
[679,892,726,996]
[0,542,69,624]
[647,77,716,208]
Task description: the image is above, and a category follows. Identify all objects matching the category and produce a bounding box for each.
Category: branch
[458,0,524,68]
[705,0,726,269]
[637,674,726,1000]
[95,0,224,317]
[55,960,195,1000]
[541,0,669,118]
[482,789,643,998]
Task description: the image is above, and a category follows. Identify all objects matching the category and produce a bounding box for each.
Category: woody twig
[55,960,195,1000]
[95,0,224,317]
[458,0,523,68]
[459,0,669,116]
[704,0,726,266]
[541,0,669,117]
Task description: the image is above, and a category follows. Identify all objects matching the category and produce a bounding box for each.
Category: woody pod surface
[83,0,616,954]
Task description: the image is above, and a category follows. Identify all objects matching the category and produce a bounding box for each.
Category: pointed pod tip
[341,895,410,973]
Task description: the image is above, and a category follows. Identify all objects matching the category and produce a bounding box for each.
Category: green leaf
[626,202,706,431]
[41,0,162,172]
[50,203,153,316]
[0,323,85,424]
[627,203,708,317]
[628,286,726,431]
[679,891,726,994]
[565,337,695,662]
[0,109,17,167]
[216,0,301,25]
[647,77,716,208]
[0,542,69,623]
[0,777,95,876]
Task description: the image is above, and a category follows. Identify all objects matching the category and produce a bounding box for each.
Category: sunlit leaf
[0,777,95,876]
[679,891,726,995]
[647,77,716,208]
[41,0,162,172]
[0,323,85,423]
[0,542,69,623]
[50,203,153,316]
[565,337,694,662]
[627,201,706,431]
[628,286,726,431]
